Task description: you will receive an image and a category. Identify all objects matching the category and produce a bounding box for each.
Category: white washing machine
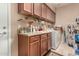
[51,29,62,49]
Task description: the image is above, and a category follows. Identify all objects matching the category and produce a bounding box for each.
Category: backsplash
[17,16,54,33]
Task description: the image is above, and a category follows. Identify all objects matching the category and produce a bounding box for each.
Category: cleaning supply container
[75,34,79,55]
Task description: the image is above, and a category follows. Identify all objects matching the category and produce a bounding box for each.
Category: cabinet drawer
[29,36,40,43]
[41,34,47,40]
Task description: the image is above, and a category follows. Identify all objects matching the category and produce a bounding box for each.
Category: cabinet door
[24,3,33,13]
[41,34,48,55]
[52,12,55,23]
[18,3,33,15]
[18,35,28,56]
[47,8,55,23]
[48,33,52,50]
[29,40,40,56]
[34,3,42,17]
[41,4,47,19]
[47,8,51,21]
[50,11,55,23]
[41,39,48,55]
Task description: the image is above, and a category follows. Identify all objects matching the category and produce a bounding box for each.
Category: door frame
[8,3,11,56]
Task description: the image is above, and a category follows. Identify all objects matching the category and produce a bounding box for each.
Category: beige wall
[11,3,26,56]
[55,4,79,27]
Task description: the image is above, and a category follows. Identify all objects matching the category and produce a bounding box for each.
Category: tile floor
[46,51,62,56]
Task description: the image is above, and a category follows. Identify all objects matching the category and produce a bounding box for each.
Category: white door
[0,3,9,56]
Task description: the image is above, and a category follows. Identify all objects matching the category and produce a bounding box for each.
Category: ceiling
[52,3,70,8]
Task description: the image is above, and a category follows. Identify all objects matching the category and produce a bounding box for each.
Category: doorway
[0,3,10,56]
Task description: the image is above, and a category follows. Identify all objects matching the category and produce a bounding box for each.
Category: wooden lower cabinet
[48,33,52,50]
[41,34,48,55]
[29,40,40,56]
[18,35,29,56]
[18,33,51,56]
[41,39,48,55]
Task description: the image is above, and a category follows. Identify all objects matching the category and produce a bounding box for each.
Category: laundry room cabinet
[41,34,48,56]
[18,3,33,16]
[18,32,52,56]
[33,3,42,18]
[18,3,55,24]
[47,6,55,23]
[29,36,40,56]
[41,4,47,20]
[48,33,52,50]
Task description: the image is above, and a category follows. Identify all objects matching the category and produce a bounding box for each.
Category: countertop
[19,30,53,36]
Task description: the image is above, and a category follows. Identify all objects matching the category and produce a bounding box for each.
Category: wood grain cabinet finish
[29,40,40,56]
[18,3,33,16]
[18,3,55,24]
[33,3,42,18]
[41,34,48,56]
[18,35,40,56]
[48,33,52,50]
[18,35,29,56]
[29,36,40,56]
[47,8,51,20]
[41,4,47,20]
[47,7,55,23]
[18,33,51,56]
[29,36,40,43]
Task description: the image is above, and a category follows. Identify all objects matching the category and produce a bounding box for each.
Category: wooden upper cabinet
[47,8,52,21]
[24,3,33,13]
[47,7,55,23]
[50,11,55,23]
[18,3,55,24]
[33,3,42,17]
[18,3,33,16]
[41,4,47,19]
